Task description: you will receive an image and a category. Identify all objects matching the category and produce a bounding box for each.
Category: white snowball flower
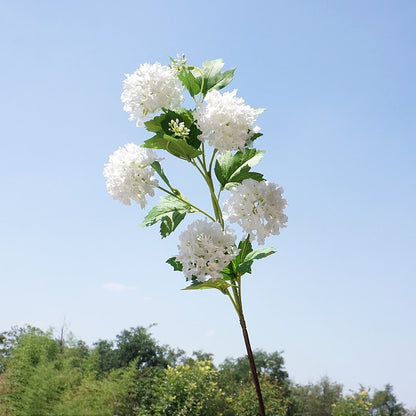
[121,62,184,126]
[104,143,160,208]
[176,219,239,282]
[194,89,260,153]
[223,179,288,245]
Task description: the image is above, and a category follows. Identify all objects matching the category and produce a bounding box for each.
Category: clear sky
[1,0,415,409]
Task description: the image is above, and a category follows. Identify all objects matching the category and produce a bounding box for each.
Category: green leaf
[144,113,165,134]
[244,247,276,263]
[208,68,236,91]
[151,161,178,194]
[166,257,183,272]
[236,260,253,275]
[237,246,276,276]
[191,59,236,95]
[249,133,263,143]
[215,237,255,278]
[141,195,193,237]
[220,265,236,281]
[183,278,230,294]
[178,71,200,97]
[143,134,202,160]
[223,172,264,190]
[159,211,186,238]
[143,110,201,155]
[215,149,265,189]
[202,59,224,81]
[233,237,254,275]
[249,132,263,143]
[234,236,253,261]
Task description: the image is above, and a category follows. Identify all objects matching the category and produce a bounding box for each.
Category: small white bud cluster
[170,53,188,72]
[168,118,190,138]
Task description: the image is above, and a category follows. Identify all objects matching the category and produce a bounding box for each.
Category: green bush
[332,389,372,416]
[229,374,289,416]
[146,360,227,416]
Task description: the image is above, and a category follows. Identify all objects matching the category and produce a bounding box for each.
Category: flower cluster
[121,62,184,126]
[168,118,190,138]
[103,143,159,208]
[195,89,260,153]
[176,219,239,282]
[170,53,188,72]
[223,179,288,245]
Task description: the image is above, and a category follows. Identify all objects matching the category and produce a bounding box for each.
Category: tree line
[0,325,412,416]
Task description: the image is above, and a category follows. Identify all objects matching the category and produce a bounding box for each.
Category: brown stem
[239,314,266,416]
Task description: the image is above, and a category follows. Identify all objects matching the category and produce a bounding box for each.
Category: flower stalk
[239,314,267,416]
[228,280,266,416]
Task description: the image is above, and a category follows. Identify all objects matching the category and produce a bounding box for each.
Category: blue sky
[1,0,415,408]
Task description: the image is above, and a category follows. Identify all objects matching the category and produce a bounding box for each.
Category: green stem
[226,289,239,313]
[207,175,224,227]
[157,185,216,222]
[201,143,208,171]
[231,281,242,314]
[208,148,218,175]
[193,67,205,102]
[217,188,223,201]
[191,152,224,228]
[191,158,208,179]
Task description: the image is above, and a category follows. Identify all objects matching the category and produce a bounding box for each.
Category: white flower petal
[194,90,259,152]
[176,219,239,282]
[103,143,160,208]
[121,62,184,126]
[223,179,288,244]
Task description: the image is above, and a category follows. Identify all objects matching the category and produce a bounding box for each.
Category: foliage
[214,149,264,190]
[92,325,184,374]
[91,339,118,374]
[1,329,85,416]
[220,349,288,384]
[288,376,343,416]
[51,364,139,416]
[229,374,289,416]
[370,384,407,416]
[144,360,227,416]
[217,350,290,415]
[120,366,163,415]
[0,325,46,373]
[0,325,413,416]
[141,195,192,238]
[332,389,372,416]
[182,350,215,366]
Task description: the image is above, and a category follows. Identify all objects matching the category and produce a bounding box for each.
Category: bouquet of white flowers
[104,54,288,415]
